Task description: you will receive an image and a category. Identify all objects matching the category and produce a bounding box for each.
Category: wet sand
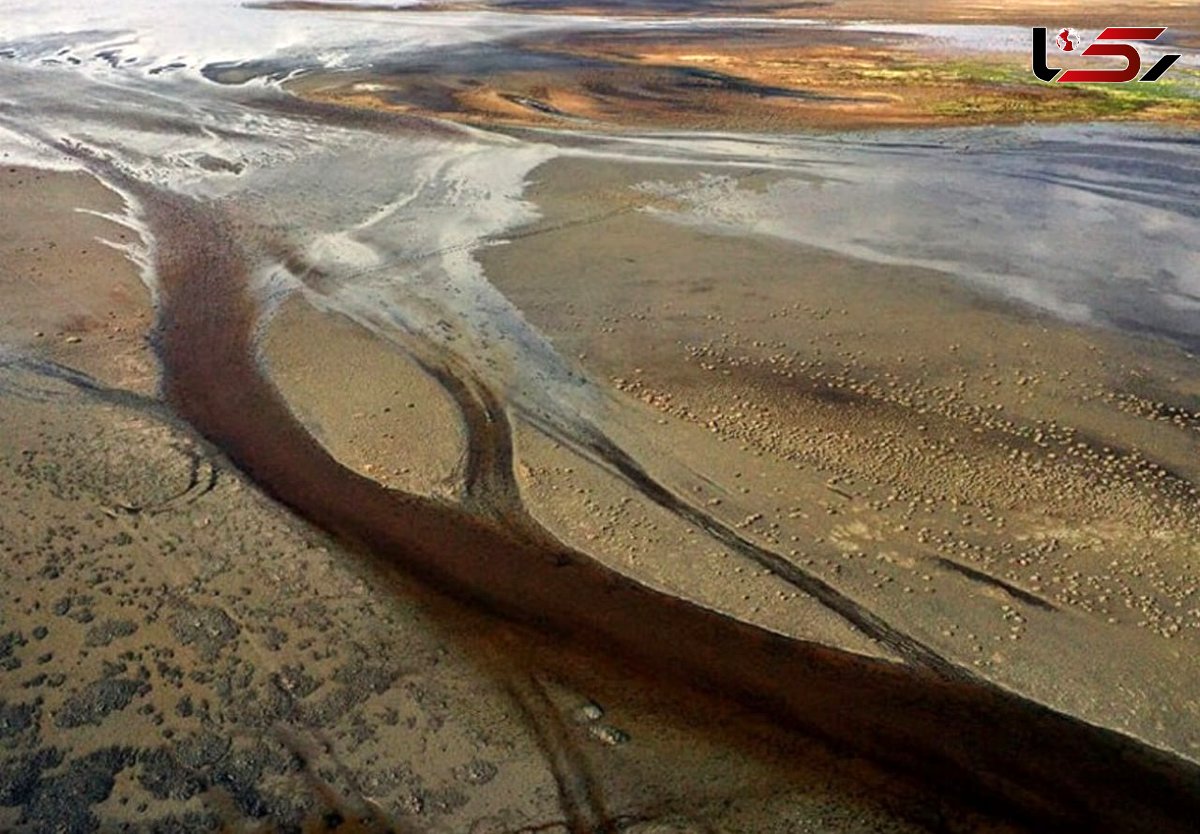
[481,156,1200,760]
[0,166,948,834]
[4,81,1200,834]
[78,129,1195,832]
[4,1,1200,831]
[0,166,156,393]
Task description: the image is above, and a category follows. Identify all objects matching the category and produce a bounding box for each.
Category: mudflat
[0,166,156,392]
[3,0,1200,831]
[481,155,1200,759]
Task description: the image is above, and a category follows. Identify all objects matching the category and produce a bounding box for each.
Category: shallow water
[2,5,1199,590]
[5,3,1198,373]
[612,125,1200,351]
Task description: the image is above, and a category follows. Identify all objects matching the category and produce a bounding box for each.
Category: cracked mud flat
[3,0,1200,832]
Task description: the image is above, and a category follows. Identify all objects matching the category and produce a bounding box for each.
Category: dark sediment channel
[137,179,1200,832]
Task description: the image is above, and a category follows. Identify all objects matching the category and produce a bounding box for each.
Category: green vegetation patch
[867,56,1200,122]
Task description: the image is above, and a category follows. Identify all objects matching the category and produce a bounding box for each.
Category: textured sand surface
[262,298,469,499]
[0,166,156,393]
[3,1,1200,831]
[0,162,1019,834]
[481,156,1200,759]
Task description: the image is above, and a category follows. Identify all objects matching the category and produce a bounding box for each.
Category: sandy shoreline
[0,170,554,833]
[480,153,1200,760]
[0,166,156,394]
[2,132,1193,832]
[2,1,1200,828]
[131,163,1056,833]
[3,134,1199,834]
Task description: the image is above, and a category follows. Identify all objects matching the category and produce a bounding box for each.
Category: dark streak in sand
[933,557,1057,612]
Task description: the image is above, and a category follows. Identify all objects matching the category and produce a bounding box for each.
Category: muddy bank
[479,155,1200,760]
[127,163,1200,831]
[0,166,156,393]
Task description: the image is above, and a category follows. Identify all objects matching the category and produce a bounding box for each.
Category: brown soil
[0,166,156,393]
[91,134,1200,833]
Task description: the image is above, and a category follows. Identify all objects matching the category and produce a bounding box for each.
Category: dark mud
[88,160,1200,832]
